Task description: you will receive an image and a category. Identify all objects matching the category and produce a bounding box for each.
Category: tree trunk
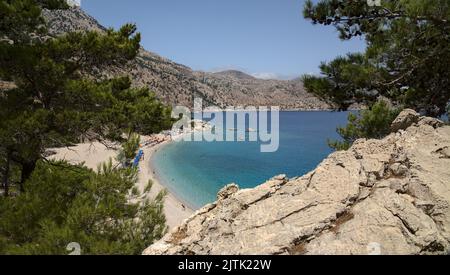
[20,160,37,193]
[2,151,11,197]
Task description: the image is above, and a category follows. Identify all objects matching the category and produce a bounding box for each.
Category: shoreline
[139,139,195,229]
[47,110,355,230]
[148,144,200,211]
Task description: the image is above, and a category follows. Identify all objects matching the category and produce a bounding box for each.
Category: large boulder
[144,114,450,255]
[390,109,420,132]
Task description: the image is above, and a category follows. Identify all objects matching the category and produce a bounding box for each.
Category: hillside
[42,7,330,110]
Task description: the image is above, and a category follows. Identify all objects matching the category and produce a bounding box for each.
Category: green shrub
[0,160,166,255]
[117,133,141,166]
[329,100,401,151]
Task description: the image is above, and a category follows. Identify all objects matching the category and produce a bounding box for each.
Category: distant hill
[211,70,256,80]
[42,8,330,110]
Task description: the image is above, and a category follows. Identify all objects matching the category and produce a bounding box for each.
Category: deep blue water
[151,111,350,209]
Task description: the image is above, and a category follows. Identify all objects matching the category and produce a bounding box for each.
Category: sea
[151,111,350,209]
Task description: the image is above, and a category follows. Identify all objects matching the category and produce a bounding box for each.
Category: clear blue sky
[81,0,366,79]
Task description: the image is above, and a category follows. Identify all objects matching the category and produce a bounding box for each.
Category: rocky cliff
[143,110,450,255]
[42,8,330,110]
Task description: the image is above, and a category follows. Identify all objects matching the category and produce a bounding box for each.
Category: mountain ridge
[211,70,257,80]
[42,7,331,110]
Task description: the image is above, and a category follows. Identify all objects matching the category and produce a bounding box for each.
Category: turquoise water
[151,111,349,209]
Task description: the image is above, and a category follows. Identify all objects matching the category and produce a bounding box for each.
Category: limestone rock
[418,117,445,129]
[217,184,239,201]
[390,109,420,132]
[144,113,450,255]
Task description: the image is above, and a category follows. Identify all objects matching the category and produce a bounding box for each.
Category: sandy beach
[139,140,194,228]
[50,138,194,229]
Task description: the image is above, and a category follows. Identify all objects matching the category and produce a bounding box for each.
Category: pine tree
[0,0,172,195]
[302,0,450,117]
[302,0,450,149]
[0,160,167,255]
[0,0,172,254]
